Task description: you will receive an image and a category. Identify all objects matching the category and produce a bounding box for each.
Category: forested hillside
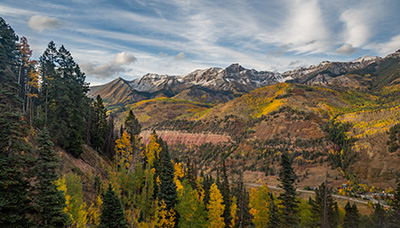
[2,16,400,228]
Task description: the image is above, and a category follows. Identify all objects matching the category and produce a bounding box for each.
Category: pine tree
[125,110,141,139]
[277,152,299,227]
[233,170,252,228]
[371,203,387,228]
[207,183,225,228]
[33,128,71,227]
[220,160,232,227]
[99,184,127,228]
[39,42,89,157]
[90,95,108,151]
[343,201,360,228]
[185,156,197,190]
[202,174,214,207]
[124,110,141,163]
[157,141,178,225]
[268,192,280,228]
[310,181,339,228]
[102,113,116,159]
[0,17,32,228]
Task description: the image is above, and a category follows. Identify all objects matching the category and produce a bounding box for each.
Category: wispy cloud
[1,0,399,85]
[366,34,400,56]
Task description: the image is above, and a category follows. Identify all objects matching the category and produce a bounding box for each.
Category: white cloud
[28,15,63,32]
[268,0,330,54]
[175,51,186,60]
[340,8,370,47]
[336,43,358,55]
[114,52,137,64]
[80,51,137,79]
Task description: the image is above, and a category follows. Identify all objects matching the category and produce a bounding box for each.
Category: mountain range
[89,51,399,106]
[89,50,400,189]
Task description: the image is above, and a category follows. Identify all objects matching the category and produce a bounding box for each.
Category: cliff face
[141,130,230,146]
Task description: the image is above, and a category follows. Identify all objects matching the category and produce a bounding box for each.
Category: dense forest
[1,16,400,228]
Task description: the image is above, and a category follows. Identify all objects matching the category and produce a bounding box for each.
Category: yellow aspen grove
[249,184,271,227]
[114,131,133,169]
[144,133,161,166]
[207,183,225,228]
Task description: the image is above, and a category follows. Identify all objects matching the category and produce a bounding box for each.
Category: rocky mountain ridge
[89,50,400,105]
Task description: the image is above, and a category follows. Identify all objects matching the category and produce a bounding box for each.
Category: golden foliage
[115,131,133,168]
[207,183,225,228]
[144,133,161,166]
[156,200,176,228]
[249,184,271,227]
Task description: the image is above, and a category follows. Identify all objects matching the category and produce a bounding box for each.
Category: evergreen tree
[124,110,141,163]
[277,152,299,227]
[202,174,214,207]
[268,193,280,228]
[157,141,178,225]
[185,156,197,190]
[310,181,339,228]
[0,16,22,154]
[39,42,89,157]
[0,17,32,228]
[102,113,116,159]
[219,160,232,227]
[33,128,71,227]
[233,170,252,228]
[343,201,360,228]
[90,95,108,151]
[99,184,127,228]
[371,203,387,228]
[124,110,141,139]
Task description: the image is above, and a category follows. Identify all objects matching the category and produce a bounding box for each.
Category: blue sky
[1,0,400,85]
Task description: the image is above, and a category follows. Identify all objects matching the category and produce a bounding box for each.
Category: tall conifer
[34,128,70,227]
[99,184,127,228]
[0,17,32,228]
[277,152,299,227]
[343,201,360,228]
[157,141,178,225]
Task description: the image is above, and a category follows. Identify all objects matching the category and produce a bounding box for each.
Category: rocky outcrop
[141,130,230,146]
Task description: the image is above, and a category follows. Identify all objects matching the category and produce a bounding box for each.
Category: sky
[1,0,400,85]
